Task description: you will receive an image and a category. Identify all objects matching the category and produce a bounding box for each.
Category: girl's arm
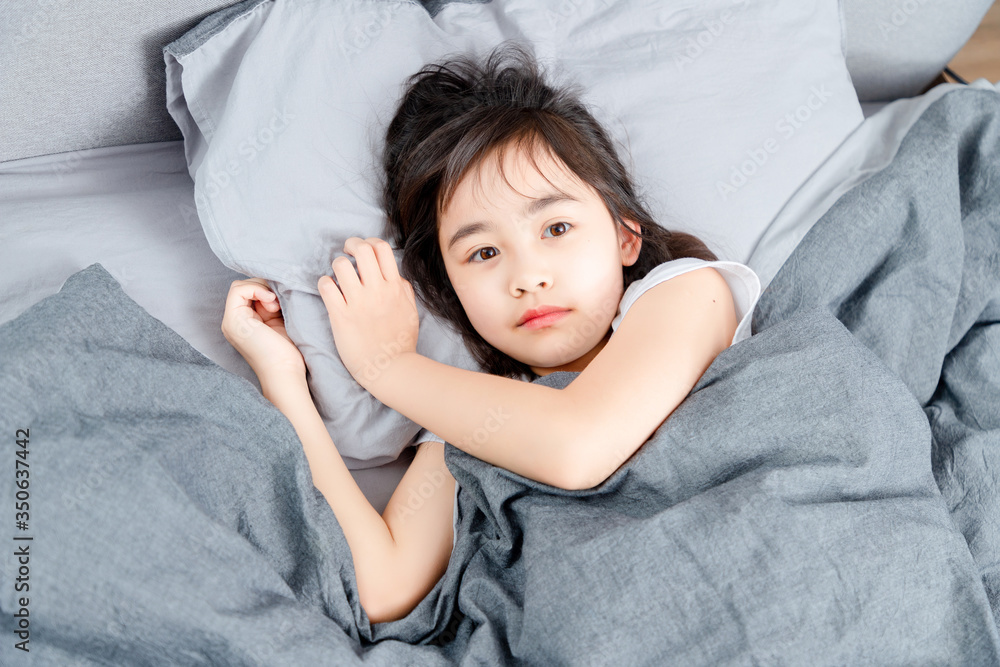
[260,370,456,625]
[377,439,456,619]
[367,268,736,490]
[221,278,454,625]
[319,239,736,492]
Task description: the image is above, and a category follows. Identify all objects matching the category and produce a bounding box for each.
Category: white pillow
[164,0,862,467]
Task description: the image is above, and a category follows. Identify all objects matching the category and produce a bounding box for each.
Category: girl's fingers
[318,274,347,310]
[366,237,401,281]
[324,237,405,310]
[259,290,279,311]
[225,281,255,312]
[242,281,279,311]
[249,288,279,312]
[226,279,279,313]
[343,237,380,283]
[331,255,362,298]
[344,236,403,283]
[254,298,279,319]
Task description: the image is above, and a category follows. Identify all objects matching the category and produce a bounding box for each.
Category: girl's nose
[512,278,550,296]
[509,255,553,296]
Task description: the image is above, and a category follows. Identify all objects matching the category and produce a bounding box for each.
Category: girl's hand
[222,278,306,381]
[317,237,419,389]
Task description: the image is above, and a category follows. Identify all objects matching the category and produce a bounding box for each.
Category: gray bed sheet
[2,84,1000,664]
[0,141,415,515]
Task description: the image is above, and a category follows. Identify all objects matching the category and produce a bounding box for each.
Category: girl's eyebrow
[446,220,496,252]
[446,193,578,252]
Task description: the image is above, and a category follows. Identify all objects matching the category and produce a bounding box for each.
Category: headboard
[1,0,993,163]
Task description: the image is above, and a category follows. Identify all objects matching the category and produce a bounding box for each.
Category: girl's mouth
[519,309,570,330]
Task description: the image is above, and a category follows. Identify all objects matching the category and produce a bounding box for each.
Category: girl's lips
[519,309,570,330]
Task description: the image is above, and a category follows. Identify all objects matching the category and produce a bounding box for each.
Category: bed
[2,0,999,664]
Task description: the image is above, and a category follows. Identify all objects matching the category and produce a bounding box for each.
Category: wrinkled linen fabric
[754,85,1000,630]
[2,85,1000,664]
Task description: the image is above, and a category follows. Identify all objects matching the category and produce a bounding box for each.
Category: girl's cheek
[452,284,483,320]
[470,287,505,330]
[464,293,492,325]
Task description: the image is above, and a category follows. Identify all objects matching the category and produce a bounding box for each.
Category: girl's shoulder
[611,258,762,345]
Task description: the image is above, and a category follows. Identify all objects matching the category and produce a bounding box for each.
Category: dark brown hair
[382,42,716,380]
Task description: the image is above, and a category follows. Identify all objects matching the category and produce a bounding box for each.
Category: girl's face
[438,145,641,376]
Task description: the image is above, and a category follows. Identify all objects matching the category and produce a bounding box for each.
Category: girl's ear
[619,218,642,267]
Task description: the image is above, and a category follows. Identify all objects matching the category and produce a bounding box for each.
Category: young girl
[221,43,760,626]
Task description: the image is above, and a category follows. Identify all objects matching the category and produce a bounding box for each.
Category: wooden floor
[948,1,1000,84]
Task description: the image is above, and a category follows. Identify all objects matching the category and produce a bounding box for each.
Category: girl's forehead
[457,145,586,213]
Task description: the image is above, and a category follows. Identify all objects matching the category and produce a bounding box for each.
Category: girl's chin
[525,354,586,375]
[495,339,592,373]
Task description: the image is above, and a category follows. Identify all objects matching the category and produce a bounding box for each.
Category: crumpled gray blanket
[1,84,999,665]
[754,84,1000,633]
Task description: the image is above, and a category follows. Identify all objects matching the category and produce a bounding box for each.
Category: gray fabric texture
[164,0,269,58]
[0,0,244,163]
[842,0,994,102]
[755,84,1000,628]
[2,86,1000,664]
[2,0,992,162]
[419,0,488,18]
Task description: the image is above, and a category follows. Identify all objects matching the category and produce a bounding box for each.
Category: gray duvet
[2,85,999,665]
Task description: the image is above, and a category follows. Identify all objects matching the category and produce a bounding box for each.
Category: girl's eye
[466,224,569,263]
[544,222,571,237]
[468,246,498,263]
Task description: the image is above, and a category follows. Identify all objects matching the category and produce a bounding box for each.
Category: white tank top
[423,258,762,548]
[612,258,761,343]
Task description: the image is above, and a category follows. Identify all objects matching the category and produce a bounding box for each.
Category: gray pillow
[0,0,243,163]
[3,0,990,163]
[842,0,994,102]
[163,0,863,467]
